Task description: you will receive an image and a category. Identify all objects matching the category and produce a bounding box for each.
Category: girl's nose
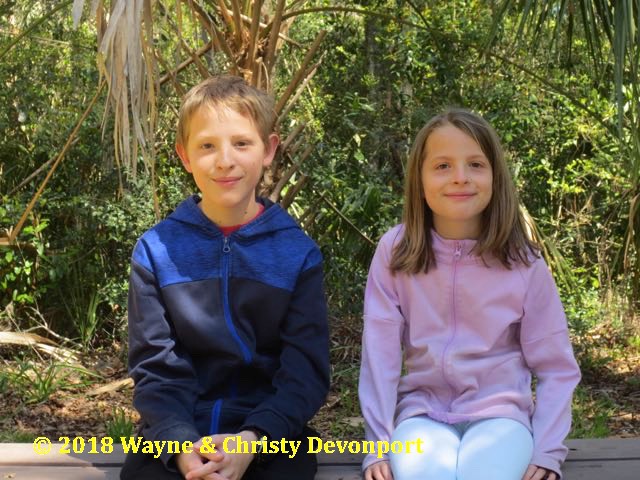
[452,164,469,183]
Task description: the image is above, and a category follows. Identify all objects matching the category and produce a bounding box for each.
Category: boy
[121,75,330,480]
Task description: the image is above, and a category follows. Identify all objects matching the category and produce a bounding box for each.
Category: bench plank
[0,439,638,479]
[565,438,640,460]
[0,466,122,479]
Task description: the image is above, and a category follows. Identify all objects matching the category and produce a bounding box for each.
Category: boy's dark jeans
[120,427,319,480]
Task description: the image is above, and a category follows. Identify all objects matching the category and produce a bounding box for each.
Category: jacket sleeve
[128,240,201,467]
[520,257,581,478]
[358,233,405,471]
[240,250,330,441]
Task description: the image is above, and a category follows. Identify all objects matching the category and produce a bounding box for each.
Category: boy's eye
[201,143,214,150]
[235,140,251,147]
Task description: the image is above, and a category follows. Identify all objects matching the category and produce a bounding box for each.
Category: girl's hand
[522,464,557,480]
[365,460,393,480]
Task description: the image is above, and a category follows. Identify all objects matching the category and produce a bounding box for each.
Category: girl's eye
[435,163,449,170]
[470,161,486,168]
[201,143,214,150]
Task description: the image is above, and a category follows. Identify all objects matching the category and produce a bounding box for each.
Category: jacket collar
[167,195,298,238]
[431,229,480,265]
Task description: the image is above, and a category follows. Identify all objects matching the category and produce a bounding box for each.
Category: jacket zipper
[210,237,250,436]
[442,242,462,411]
[209,398,222,434]
[222,236,252,364]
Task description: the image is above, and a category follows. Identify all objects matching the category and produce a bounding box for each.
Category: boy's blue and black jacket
[128,195,329,466]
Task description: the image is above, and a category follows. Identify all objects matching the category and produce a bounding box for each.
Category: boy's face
[176,105,278,226]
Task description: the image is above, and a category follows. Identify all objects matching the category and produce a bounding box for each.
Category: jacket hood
[167,195,299,237]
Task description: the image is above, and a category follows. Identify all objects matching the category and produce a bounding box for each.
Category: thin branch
[9,82,105,244]
[0,0,74,60]
[155,48,187,95]
[275,30,325,114]
[215,0,235,33]
[8,139,80,196]
[188,0,239,74]
[281,174,308,209]
[159,40,213,85]
[264,0,286,75]
[270,144,314,202]
[280,122,306,151]
[246,0,263,82]
[262,6,426,37]
[316,191,376,246]
[229,0,244,48]
[276,58,321,127]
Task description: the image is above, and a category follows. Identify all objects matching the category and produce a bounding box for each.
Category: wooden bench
[0,439,638,479]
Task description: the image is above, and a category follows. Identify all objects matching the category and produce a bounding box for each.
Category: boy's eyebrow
[191,132,257,141]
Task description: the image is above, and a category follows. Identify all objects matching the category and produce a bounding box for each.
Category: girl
[359,109,581,480]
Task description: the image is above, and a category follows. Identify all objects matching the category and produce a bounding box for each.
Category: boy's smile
[176,105,278,227]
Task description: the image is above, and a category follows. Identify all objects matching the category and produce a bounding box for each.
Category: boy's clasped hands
[176,431,258,480]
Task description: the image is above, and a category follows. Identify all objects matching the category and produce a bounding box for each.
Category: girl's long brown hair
[390,108,538,274]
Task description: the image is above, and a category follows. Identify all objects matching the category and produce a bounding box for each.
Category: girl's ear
[176,144,192,172]
[262,133,280,167]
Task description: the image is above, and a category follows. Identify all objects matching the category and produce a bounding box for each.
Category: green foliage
[286,0,638,329]
[0,206,49,305]
[0,369,9,395]
[570,386,613,438]
[7,359,98,404]
[105,408,135,441]
[0,429,38,443]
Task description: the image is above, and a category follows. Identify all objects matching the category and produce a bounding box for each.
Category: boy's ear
[176,143,192,172]
[262,133,279,168]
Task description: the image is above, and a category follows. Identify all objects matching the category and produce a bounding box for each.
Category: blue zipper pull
[223,236,231,253]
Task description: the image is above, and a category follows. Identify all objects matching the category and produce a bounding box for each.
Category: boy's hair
[390,108,538,274]
[176,75,276,148]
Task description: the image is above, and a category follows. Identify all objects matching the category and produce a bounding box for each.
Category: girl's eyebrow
[428,153,486,161]
[429,153,487,161]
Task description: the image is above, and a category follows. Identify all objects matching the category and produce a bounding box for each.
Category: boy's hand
[175,449,217,478]
[185,431,258,480]
[364,460,393,480]
[522,464,557,480]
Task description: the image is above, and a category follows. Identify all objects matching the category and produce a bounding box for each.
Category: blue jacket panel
[127,196,330,465]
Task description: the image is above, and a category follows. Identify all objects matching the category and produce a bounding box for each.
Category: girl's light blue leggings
[389,416,533,480]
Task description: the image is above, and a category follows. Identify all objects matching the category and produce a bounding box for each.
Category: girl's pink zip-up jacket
[359,226,581,476]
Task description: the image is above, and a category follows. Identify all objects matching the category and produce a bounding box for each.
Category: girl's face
[421,124,493,240]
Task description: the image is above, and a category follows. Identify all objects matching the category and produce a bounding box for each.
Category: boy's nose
[216,146,234,169]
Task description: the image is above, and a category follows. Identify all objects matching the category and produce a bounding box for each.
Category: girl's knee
[457,418,533,480]
[389,416,459,480]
